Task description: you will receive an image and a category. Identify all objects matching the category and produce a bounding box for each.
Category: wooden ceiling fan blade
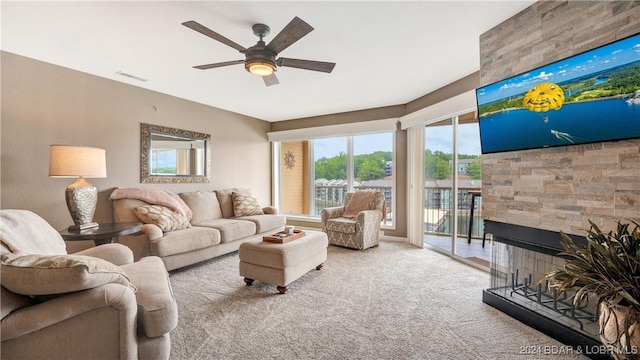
[266,17,313,54]
[263,73,279,86]
[193,60,245,70]
[182,20,246,52]
[278,58,336,73]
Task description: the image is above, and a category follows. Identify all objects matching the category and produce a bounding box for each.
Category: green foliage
[424,150,451,180]
[541,220,640,312]
[153,167,176,174]
[466,159,482,180]
[315,152,347,180]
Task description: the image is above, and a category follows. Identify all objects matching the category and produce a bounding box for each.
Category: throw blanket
[0,209,68,255]
[342,190,387,221]
[110,187,193,221]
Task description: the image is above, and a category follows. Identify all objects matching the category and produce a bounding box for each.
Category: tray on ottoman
[263,229,305,243]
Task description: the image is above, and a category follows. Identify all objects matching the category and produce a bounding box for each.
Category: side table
[59,222,143,246]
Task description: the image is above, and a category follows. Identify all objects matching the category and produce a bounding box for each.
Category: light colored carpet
[169,240,588,359]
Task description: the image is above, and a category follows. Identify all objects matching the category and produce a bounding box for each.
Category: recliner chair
[0,209,178,360]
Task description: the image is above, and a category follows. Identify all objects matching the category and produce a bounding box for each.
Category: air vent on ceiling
[115,71,147,82]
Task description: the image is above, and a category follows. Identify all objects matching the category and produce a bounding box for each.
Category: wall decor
[284,150,296,169]
[140,123,211,183]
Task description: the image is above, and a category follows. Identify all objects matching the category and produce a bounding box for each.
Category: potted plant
[542,220,640,359]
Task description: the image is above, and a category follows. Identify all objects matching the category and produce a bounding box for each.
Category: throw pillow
[215,188,250,218]
[133,205,191,232]
[0,253,136,296]
[232,192,264,217]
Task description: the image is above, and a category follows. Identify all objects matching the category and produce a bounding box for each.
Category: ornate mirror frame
[140,123,211,183]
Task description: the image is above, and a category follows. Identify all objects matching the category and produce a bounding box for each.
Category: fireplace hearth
[482,221,609,359]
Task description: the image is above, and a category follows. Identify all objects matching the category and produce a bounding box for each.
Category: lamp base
[65,177,98,229]
[68,222,100,231]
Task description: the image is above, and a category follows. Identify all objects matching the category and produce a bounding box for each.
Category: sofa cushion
[232,192,265,217]
[325,217,357,234]
[214,188,250,219]
[149,226,221,257]
[133,205,191,232]
[179,191,223,224]
[238,214,286,234]
[112,198,150,223]
[194,219,256,243]
[0,253,135,296]
[120,256,178,338]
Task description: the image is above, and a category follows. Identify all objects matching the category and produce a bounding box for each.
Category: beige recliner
[0,209,178,360]
[321,190,386,250]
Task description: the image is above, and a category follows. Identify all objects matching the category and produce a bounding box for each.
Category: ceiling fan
[182,17,336,86]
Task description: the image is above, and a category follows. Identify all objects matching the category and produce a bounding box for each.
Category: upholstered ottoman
[238,230,328,294]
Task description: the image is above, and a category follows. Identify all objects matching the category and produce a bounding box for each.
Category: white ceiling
[1,1,535,122]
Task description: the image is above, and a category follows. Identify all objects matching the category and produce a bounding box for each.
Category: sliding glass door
[423,115,489,267]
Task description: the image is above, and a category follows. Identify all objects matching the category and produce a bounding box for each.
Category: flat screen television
[476,33,640,154]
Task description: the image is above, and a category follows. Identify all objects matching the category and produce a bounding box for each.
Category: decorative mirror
[140,123,211,183]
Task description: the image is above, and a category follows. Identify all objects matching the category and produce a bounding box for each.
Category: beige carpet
[168,240,588,359]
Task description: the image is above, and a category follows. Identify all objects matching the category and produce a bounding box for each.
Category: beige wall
[480,1,640,234]
[1,52,272,231]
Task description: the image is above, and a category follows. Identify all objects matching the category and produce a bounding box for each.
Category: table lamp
[49,145,107,231]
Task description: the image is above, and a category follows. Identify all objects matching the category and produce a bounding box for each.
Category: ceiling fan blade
[263,73,279,87]
[182,20,246,52]
[266,17,314,54]
[277,58,336,73]
[193,60,245,70]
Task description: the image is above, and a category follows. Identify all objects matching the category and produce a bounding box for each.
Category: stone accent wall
[480,1,640,235]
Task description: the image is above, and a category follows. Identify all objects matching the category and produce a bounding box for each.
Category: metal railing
[313,185,484,237]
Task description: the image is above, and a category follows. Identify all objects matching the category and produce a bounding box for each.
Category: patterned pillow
[0,253,136,296]
[133,205,191,232]
[232,192,264,217]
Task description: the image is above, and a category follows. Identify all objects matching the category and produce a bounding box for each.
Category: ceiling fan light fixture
[247,61,275,77]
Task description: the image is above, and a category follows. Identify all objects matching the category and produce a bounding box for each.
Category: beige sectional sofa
[112,188,286,271]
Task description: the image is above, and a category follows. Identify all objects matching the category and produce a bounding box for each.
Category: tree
[315,152,347,180]
[466,159,482,180]
[357,158,385,181]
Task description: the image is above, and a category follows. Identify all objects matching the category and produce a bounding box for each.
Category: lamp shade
[49,145,107,178]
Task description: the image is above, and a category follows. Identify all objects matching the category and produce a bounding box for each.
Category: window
[276,132,395,227]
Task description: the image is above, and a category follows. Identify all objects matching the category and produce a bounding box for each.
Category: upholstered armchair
[321,190,386,250]
[0,209,178,360]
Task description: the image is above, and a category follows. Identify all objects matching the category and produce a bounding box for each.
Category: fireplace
[482,221,610,359]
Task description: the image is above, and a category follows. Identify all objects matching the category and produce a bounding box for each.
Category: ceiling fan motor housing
[242,43,277,74]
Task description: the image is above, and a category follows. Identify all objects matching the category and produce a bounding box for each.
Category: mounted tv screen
[476,33,640,154]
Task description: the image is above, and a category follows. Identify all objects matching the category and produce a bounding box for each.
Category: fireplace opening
[482,221,609,359]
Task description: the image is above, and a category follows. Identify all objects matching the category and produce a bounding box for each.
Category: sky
[476,33,640,105]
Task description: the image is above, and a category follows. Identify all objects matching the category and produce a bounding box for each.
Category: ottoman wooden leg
[277,285,288,294]
[316,263,324,270]
[244,277,254,286]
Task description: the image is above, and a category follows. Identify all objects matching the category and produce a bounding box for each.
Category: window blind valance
[400,90,477,129]
[267,118,398,142]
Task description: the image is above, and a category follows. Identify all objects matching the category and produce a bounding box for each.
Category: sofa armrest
[262,206,279,215]
[1,283,136,342]
[75,243,134,266]
[141,224,163,241]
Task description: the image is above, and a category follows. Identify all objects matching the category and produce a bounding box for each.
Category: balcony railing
[313,185,484,238]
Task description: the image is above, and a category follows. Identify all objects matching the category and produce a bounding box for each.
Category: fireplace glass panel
[487,242,599,339]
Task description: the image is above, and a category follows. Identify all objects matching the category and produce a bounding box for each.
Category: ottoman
[239,230,328,294]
